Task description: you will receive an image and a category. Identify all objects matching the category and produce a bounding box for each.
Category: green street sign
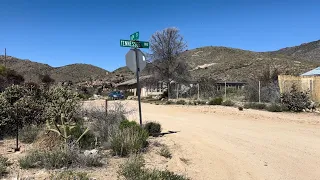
[120,40,132,47]
[120,40,149,48]
[138,41,149,48]
[130,32,139,41]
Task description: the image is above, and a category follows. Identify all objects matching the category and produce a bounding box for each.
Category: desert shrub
[222,100,235,106]
[176,100,186,105]
[159,146,172,159]
[110,126,149,157]
[244,102,266,110]
[69,123,96,149]
[238,107,244,111]
[0,155,10,176]
[87,102,130,145]
[123,91,134,98]
[19,125,42,143]
[281,84,311,112]
[120,120,139,130]
[19,145,103,169]
[78,93,91,100]
[144,122,161,135]
[50,171,89,180]
[266,104,283,112]
[165,100,174,105]
[19,150,43,169]
[118,155,189,180]
[195,100,206,105]
[208,97,223,105]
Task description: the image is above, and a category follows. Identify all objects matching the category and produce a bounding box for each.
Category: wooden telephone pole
[4,48,6,67]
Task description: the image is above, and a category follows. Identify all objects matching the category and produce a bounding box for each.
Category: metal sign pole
[134,48,143,127]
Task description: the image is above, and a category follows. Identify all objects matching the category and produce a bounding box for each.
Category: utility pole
[4,48,6,67]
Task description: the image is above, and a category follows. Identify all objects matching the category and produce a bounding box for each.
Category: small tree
[0,85,44,150]
[148,27,190,99]
[281,84,311,112]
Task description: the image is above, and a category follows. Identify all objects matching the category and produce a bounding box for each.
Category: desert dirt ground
[101,100,320,180]
[2,100,320,180]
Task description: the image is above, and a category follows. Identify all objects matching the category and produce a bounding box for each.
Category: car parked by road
[108,91,124,100]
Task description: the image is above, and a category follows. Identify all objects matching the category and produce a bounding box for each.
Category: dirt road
[105,100,320,180]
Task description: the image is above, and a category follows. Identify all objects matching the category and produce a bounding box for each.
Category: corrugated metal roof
[116,75,152,86]
[301,67,320,76]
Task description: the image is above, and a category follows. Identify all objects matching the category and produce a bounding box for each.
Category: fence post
[224,81,227,100]
[105,99,108,116]
[176,83,179,99]
[197,83,200,100]
[258,81,261,103]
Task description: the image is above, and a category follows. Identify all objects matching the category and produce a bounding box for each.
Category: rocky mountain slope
[272,39,320,62]
[0,56,110,83]
[179,46,319,81]
[1,39,320,84]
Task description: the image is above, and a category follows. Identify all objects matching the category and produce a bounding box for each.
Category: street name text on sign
[130,32,139,41]
[120,40,149,48]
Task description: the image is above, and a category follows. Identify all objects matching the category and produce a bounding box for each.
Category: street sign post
[120,32,150,127]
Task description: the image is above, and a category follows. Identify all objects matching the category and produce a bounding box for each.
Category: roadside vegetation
[0,79,186,179]
[118,155,189,180]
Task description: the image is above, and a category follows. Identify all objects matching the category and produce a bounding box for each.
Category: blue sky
[1,0,320,71]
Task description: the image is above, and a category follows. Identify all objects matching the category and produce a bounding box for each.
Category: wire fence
[168,78,319,103]
[168,81,281,104]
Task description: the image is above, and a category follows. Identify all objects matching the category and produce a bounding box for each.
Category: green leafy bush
[222,100,235,106]
[110,126,149,157]
[176,100,186,105]
[0,155,10,176]
[266,104,283,112]
[120,120,139,130]
[208,97,223,105]
[144,122,161,135]
[159,146,172,159]
[118,155,189,180]
[0,85,46,137]
[19,125,42,143]
[50,171,90,180]
[244,102,266,110]
[281,84,311,112]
